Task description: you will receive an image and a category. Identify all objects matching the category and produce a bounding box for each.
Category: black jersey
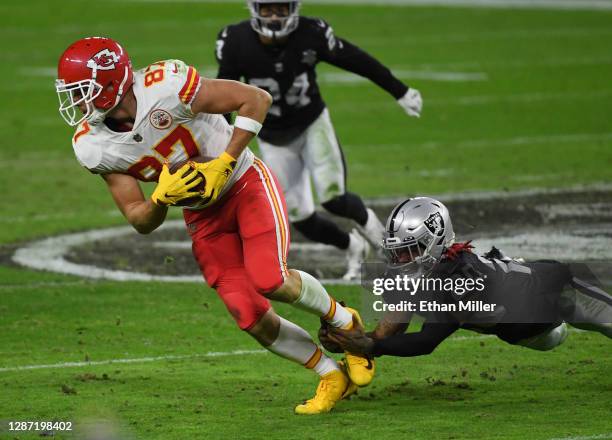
[215,17,408,144]
[373,248,572,357]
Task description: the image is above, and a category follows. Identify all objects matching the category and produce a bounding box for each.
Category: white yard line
[117,0,612,11]
[0,211,121,224]
[0,349,268,373]
[428,90,612,106]
[365,132,612,151]
[0,329,588,373]
[319,70,488,82]
[366,182,612,206]
[549,434,612,440]
[23,66,488,83]
[0,281,92,291]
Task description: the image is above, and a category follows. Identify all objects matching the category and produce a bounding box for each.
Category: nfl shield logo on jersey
[149,109,173,130]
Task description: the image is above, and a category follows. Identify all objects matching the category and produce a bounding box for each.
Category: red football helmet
[56,37,134,126]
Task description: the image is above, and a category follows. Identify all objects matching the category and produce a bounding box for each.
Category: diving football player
[323,197,612,357]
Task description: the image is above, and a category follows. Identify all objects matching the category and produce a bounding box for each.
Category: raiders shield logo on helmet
[424,212,445,236]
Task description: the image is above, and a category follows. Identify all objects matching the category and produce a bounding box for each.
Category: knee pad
[322,192,368,225]
[293,213,349,249]
[321,194,350,215]
[516,323,568,351]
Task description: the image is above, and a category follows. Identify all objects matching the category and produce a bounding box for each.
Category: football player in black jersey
[215,0,423,280]
[321,197,612,358]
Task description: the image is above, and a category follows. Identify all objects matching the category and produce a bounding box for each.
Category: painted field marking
[0,329,590,374]
[10,183,612,284]
[0,281,93,291]
[319,70,488,82]
[0,210,121,224]
[116,0,612,11]
[21,66,488,83]
[549,434,612,440]
[0,349,268,373]
[347,132,612,154]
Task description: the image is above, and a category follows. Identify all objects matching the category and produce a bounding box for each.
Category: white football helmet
[247,1,301,39]
[383,197,455,274]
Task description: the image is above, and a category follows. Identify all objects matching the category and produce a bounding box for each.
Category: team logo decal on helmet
[86,49,120,71]
[424,212,445,236]
[149,109,173,130]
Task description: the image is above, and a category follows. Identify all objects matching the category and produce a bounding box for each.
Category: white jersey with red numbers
[71,59,254,208]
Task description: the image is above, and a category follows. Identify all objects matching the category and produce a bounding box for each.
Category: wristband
[234,116,263,135]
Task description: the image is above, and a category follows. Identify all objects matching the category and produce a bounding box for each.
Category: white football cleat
[342,229,369,281]
[356,208,385,252]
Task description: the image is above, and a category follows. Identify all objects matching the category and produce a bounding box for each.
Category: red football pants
[183,159,290,330]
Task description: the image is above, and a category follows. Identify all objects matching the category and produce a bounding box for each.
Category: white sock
[293,270,353,329]
[312,353,339,377]
[364,208,385,243]
[266,316,339,376]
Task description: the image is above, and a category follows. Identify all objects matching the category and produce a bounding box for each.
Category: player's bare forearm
[224,127,257,159]
[103,173,168,234]
[123,200,167,234]
[191,78,272,158]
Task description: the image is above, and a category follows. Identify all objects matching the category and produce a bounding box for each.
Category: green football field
[1,1,611,439]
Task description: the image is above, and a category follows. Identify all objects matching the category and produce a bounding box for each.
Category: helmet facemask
[55,78,103,126]
[383,233,438,277]
[248,1,301,39]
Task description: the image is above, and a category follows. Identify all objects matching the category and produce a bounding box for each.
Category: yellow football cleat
[338,360,358,400]
[294,369,350,415]
[344,307,376,387]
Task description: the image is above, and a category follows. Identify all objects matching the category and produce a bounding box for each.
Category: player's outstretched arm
[320,27,422,117]
[188,78,272,206]
[328,319,458,357]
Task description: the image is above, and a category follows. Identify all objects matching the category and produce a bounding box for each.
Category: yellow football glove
[190,152,237,207]
[151,163,203,206]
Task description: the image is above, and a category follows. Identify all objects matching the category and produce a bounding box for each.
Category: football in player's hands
[169,155,214,207]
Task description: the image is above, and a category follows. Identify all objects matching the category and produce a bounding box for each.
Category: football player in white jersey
[55,37,376,414]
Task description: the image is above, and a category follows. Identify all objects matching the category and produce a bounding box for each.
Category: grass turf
[1,1,611,439]
[1,1,612,243]
[1,266,611,439]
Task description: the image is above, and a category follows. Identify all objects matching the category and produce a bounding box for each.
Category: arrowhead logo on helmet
[86,49,120,71]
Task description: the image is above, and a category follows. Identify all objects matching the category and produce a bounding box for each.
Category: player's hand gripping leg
[270,270,376,387]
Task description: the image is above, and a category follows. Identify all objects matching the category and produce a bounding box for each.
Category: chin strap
[87,66,132,126]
